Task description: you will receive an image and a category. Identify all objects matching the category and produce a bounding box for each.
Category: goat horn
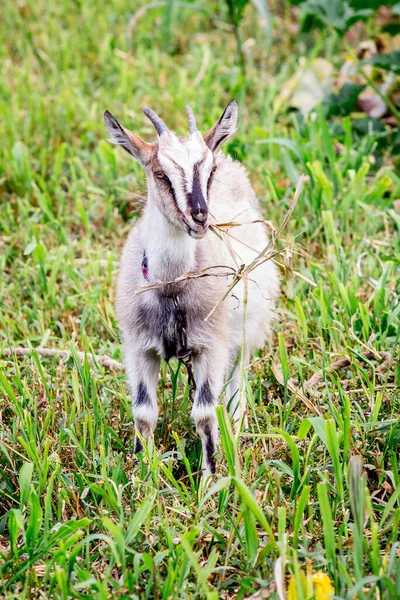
[142,107,168,136]
[186,105,197,134]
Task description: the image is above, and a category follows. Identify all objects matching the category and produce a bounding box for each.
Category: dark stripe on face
[153,156,185,213]
[168,158,186,181]
[167,160,191,211]
[187,163,207,215]
[158,174,181,213]
[207,167,216,193]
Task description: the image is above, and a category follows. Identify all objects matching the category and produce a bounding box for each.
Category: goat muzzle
[191,208,208,225]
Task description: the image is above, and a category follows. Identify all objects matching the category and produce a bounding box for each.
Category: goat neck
[142,198,198,291]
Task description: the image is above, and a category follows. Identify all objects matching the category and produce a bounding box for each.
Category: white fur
[142,200,197,281]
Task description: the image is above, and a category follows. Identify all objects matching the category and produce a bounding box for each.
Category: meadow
[0,1,399,598]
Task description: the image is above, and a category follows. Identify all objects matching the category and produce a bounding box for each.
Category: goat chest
[136,287,217,361]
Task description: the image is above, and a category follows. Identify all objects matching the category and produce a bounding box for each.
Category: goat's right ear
[104,110,153,165]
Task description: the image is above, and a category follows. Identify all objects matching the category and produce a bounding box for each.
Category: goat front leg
[191,345,228,478]
[124,343,161,454]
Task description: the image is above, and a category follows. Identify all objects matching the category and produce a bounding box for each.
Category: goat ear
[204,99,238,152]
[104,110,153,165]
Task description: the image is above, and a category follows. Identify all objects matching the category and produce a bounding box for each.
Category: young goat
[104,100,279,476]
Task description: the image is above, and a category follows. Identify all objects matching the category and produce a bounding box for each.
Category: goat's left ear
[104,110,154,166]
[204,99,238,152]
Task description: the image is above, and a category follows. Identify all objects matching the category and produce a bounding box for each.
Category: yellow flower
[312,571,334,600]
[287,571,334,600]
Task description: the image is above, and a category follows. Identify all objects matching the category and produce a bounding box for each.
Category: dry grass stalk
[304,350,393,390]
[271,362,322,416]
[1,347,122,370]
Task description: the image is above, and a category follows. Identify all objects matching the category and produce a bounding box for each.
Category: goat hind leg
[192,348,228,477]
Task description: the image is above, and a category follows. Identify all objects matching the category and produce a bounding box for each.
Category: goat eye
[211,167,217,175]
[155,171,165,179]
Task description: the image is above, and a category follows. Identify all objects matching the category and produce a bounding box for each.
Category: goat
[104,100,279,477]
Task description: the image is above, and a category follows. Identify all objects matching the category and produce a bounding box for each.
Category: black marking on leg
[198,381,213,406]
[203,421,216,474]
[134,382,150,406]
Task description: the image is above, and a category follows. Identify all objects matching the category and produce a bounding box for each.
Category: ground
[0,1,399,599]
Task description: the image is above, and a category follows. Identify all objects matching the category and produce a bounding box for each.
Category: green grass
[0,1,399,598]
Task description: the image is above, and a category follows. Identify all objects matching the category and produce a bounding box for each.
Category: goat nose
[191,209,208,225]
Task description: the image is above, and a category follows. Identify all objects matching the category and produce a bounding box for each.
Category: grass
[0,1,399,598]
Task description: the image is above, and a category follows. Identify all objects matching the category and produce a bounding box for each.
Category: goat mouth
[187,220,209,238]
[189,227,208,239]
[179,213,208,238]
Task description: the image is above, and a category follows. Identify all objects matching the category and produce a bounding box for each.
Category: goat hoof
[134,420,153,454]
[134,437,143,454]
